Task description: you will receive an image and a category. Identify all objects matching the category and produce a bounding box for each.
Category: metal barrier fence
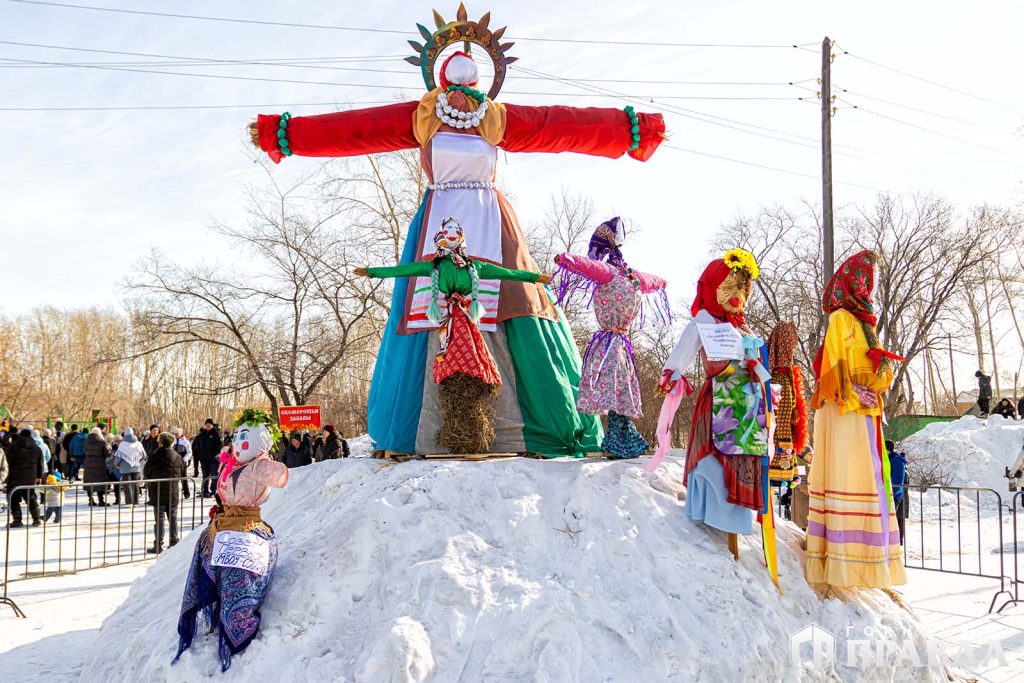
[999,491,1024,613]
[902,485,1013,613]
[2,476,216,617]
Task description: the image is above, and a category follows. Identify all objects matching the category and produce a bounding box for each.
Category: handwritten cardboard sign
[211,531,270,576]
[278,405,322,430]
[696,323,744,361]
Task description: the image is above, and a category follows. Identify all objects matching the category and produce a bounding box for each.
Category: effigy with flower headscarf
[646,249,780,590]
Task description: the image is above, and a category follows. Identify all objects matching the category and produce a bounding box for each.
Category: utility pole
[948,334,957,411]
[821,36,834,289]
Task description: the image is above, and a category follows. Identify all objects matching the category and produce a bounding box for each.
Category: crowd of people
[0,418,349,551]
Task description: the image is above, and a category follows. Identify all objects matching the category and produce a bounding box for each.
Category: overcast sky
[1,0,1021,324]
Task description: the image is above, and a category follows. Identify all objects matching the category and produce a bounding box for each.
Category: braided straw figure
[767,321,808,482]
[357,218,551,454]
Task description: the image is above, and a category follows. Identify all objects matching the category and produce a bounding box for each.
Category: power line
[3,0,813,49]
[0,38,811,88]
[519,65,1005,186]
[0,39,406,63]
[663,144,885,192]
[0,56,421,89]
[0,56,800,101]
[831,84,1015,134]
[793,79,1019,178]
[839,98,1024,161]
[836,44,1024,114]
[0,100,403,111]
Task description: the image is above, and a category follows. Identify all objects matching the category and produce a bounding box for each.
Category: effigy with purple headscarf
[552,217,671,458]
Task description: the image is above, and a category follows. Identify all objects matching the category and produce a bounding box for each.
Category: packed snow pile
[82,455,938,682]
[901,415,1024,491]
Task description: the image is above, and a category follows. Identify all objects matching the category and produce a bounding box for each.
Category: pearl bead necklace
[435,91,488,129]
[428,180,496,191]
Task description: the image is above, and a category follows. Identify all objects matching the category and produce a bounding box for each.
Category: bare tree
[123,152,421,418]
[856,197,1017,414]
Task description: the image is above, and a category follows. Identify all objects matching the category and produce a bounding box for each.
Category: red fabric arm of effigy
[255,101,420,163]
[500,104,665,161]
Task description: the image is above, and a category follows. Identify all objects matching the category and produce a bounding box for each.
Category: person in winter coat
[115,428,146,505]
[171,427,193,499]
[321,425,348,460]
[31,429,51,470]
[83,427,112,506]
[189,432,202,478]
[106,434,123,505]
[283,432,312,468]
[68,426,87,481]
[143,432,183,553]
[32,428,53,505]
[0,446,8,488]
[312,432,325,462]
[41,429,58,469]
[994,398,1017,419]
[885,440,909,545]
[6,427,43,527]
[194,419,222,498]
[976,370,993,415]
[141,424,162,458]
[43,469,68,524]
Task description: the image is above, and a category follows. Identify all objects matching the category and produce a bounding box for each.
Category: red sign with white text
[278,405,322,431]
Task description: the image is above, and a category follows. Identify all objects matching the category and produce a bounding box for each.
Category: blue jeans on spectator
[68,458,83,481]
[44,506,62,524]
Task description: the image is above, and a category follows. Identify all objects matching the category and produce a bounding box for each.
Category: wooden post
[821,36,834,288]
[948,334,957,412]
[728,533,740,561]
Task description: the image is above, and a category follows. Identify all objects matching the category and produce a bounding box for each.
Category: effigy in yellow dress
[805,250,906,589]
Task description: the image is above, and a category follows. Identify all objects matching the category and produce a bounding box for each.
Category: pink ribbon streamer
[218,448,241,487]
[645,377,693,473]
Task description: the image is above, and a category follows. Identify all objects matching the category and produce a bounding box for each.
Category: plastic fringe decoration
[468,261,484,322]
[551,260,598,309]
[791,366,809,454]
[427,265,442,325]
[551,261,672,329]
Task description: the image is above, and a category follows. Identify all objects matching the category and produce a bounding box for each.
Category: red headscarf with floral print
[822,249,877,326]
[814,249,904,377]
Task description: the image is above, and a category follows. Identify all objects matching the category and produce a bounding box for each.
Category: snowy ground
[73,456,943,682]
[899,568,1024,682]
[4,435,1024,681]
[901,415,1024,493]
[0,560,154,680]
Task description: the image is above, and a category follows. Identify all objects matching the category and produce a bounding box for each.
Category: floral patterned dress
[553,253,669,457]
[663,309,772,534]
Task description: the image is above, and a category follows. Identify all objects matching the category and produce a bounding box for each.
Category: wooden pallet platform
[377,450,523,462]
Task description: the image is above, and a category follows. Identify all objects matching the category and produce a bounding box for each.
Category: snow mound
[901,415,1024,491]
[82,455,938,682]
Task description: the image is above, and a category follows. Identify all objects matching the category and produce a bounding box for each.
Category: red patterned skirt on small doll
[432,293,502,387]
